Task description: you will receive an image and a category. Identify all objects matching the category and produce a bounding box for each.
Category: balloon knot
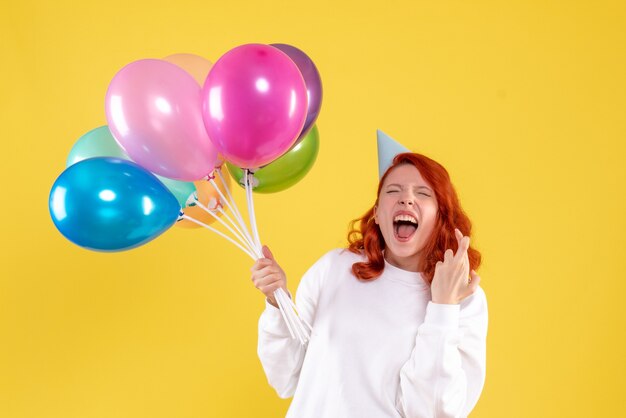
[209,201,224,212]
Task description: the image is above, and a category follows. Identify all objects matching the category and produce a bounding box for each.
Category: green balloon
[66,126,127,166]
[66,126,195,207]
[156,176,196,207]
[227,125,320,193]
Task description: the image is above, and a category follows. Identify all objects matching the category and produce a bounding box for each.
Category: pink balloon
[105,59,217,181]
[201,44,308,168]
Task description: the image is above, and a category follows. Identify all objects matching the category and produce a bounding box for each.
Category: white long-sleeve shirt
[258,249,488,418]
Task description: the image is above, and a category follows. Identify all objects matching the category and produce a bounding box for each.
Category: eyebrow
[385,183,433,191]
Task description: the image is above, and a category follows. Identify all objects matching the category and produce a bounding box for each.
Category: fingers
[252,271,283,291]
[252,246,275,272]
[251,258,285,295]
[460,252,469,276]
[258,281,284,296]
[251,264,280,283]
[442,229,471,265]
[453,229,470,260]
[251,259,272,275]
[455,236,470,260]
[251,246,286,302]
[262,245,274,261]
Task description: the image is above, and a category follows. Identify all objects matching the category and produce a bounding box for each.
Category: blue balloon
[49,157,181,252]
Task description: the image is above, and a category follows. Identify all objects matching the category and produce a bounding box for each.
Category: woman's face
[375,164,439,271]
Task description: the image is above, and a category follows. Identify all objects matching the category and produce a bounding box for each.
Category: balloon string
[281,290,313,334]
[214,167,248,235]
[216,168,247,233]
[215,207,261,258]
[181,214,256,260]
[208,176,261,258]
[192,198,258,256]
[208,178,242,227]
[238,170,308,342]
[202,168,310,343]
[274,289,296,340]
[242,170,254,249]
[208,176,259,256]
[275,289,307,345]
[279,289,310,344]
[244,169,262,252]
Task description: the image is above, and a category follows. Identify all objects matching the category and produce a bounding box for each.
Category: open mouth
[393,214,418,241]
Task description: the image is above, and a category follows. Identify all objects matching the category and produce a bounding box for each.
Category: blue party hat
[377,130,410,179]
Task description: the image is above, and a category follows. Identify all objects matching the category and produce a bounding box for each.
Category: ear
[373,206,379,224]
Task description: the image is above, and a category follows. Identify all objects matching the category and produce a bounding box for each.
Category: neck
[383,251,422,272]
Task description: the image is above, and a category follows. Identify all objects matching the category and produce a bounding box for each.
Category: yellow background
[1,0,625,416]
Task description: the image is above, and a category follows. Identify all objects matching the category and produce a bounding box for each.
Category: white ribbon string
[192,198,258,256]
[216,206,257,252]
[208,177,261,258]
[244,169,262,251]
[283,292,313,333]
[205,168,261,257]
[181,214,256,260]
[216,168,247,232]
[193,167,311,343]
[274,290,296,340]
[275,289,306,345]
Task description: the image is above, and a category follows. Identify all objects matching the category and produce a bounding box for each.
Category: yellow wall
[1,0,625,416]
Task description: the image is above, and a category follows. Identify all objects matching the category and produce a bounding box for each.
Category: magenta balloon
[201,44,308,168]
[105,59,217,181]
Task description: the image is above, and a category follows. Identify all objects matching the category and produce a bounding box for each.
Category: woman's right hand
[251,245,288,308]
[430,228,480,305]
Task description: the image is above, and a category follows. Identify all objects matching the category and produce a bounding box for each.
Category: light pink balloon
[201,44,308,168]
[105,59,217,181]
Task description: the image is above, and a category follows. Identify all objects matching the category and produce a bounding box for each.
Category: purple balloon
[105,59,217,181]
[271,44,322,141]
[201,44,308,169]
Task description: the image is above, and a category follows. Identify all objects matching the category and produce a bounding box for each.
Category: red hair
[347,153,481,283]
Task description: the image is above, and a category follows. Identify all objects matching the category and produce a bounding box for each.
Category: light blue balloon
[66,126,127,167]
[49,157,181,252]
[155,176,196,208]
[66,126,196,207]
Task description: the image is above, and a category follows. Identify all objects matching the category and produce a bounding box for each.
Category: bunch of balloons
[50,44,322,252]
[50,44,322,344]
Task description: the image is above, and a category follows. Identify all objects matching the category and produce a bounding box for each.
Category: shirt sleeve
[396,286,488,418]
[256,250,332,399]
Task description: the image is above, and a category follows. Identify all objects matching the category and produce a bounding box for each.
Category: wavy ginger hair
[347,153,481,283]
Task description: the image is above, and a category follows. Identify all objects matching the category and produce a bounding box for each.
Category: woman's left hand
[430,228,481,305]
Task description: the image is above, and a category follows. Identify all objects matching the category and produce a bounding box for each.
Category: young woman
[252,151,488,418]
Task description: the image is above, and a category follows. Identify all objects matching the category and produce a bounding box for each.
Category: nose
[399,197,414,206]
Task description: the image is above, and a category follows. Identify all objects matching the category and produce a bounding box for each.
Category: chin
[386,242,421,260]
